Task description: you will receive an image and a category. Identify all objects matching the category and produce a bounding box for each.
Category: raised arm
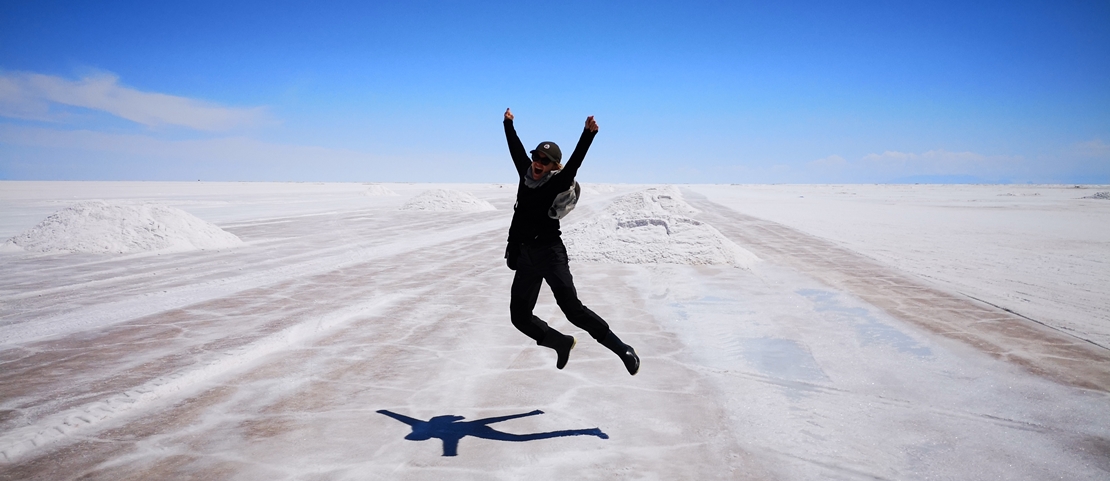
[560,115,599,178]
[377,409,422,427]
[472,409,544,426]
[503,108,531,174]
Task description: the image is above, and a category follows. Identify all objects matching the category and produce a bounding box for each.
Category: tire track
[687,364,1049,434]
[0,295,406,463]
[0,225,509,465]
[0,212,509,347]
[0,208,490,301]
[685,193,1110,392]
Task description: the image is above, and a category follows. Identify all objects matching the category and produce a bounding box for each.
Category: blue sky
[1,1,1107,183]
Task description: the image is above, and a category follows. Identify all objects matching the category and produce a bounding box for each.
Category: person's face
[531,152,554,180]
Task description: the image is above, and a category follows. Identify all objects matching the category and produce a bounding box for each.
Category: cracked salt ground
[1,182,1108,480]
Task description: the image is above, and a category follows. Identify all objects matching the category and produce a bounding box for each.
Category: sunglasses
[531,153,553,166]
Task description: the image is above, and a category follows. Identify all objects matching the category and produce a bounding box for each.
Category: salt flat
[0,181,1107,480]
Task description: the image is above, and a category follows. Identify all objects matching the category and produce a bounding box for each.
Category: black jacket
[504,119,597,244]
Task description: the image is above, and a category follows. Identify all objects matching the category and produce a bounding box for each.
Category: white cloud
[0,124,523,182]
[0,71,268,131]
[0,124,367,165]
[1072,139,1110,158]
[861,150,914,162]
[808,154,847,168]
[861,149,988,166]
[792,149,1026,182]
[858,149,1013,177]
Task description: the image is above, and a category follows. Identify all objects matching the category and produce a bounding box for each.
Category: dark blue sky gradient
[1,1,1107,182]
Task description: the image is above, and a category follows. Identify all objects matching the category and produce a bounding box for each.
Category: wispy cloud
[1072,139,1110,158]
[801,149,1022,183]
[809,154,847,168]
[857,149,1017,178]
[0,71,268,131]
[860,149,992,168]
[0,124,510,182]
[0,124,421,181]
[0,124,365,164]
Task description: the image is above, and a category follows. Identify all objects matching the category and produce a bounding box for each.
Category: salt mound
[363,184,398,196]
[564,185,759,267]
[400,189,496,212]
[3,201,243,254]
[583,183,618,195]
[1083,191,1110,200]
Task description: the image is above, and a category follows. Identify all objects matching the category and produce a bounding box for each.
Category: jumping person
[502,108,639,375]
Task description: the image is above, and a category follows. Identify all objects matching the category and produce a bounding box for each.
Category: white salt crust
[564,185,759,267]
[399,189,496,212]
[4,201,243,254]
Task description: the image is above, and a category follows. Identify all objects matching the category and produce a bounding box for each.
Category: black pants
[510,238,611,343]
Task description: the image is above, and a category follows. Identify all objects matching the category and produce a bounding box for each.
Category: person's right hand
[505,108,514,121]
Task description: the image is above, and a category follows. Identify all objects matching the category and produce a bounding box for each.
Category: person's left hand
[585,115,598,132]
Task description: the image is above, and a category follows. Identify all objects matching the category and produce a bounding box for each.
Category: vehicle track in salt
[0,221,510,465]
[0,207,510,451]
[0,216,770,480]
[686,194,1110,393]
[0,210,510,347]
[0,208,485,306]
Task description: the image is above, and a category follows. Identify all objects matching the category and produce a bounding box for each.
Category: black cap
[530,141,562,164]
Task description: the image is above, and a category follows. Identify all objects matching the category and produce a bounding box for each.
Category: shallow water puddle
[737,337,829,384]
[797,288,933,358]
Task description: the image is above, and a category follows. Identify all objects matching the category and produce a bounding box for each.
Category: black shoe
[601,332,640,376]
[539,331,576,370]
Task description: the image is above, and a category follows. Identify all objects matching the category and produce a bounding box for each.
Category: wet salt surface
[635,262,1109,479]
[797,288,933,358]
[0,181,1107,480]
[690,183,1110,349]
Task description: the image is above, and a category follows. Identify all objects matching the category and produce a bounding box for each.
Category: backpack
[548,181,581,220]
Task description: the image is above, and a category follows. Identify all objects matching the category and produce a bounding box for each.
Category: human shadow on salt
[377,409,608,456]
